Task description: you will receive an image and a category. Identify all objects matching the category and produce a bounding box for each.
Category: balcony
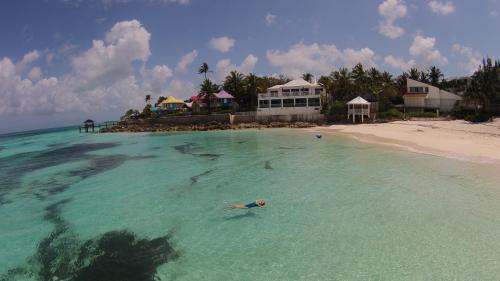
[258,91,322,99]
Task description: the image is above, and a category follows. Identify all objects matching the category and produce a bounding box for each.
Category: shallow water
[1,128,500,280]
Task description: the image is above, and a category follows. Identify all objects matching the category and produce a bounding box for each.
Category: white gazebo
[347,96,371,123]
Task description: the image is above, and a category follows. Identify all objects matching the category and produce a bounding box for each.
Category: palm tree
[331,68,354,101]
[244,73,261,110]
[145,94,151,105]
[224,71,245,106]
[409,68,420,80]
[419,71,429,83]
[198,62,211,80]
[200,79,220,114]
[428,66,444,87]
[302,73,314,83]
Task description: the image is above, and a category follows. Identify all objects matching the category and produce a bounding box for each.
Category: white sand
[314,119,500,164]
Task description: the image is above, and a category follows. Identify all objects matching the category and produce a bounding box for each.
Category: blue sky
[0,0,499,133]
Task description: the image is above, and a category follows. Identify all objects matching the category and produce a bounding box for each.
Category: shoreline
[99,121,320,133]
[309,119,500,165]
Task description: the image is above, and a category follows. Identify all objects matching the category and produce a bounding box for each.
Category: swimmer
[226,199,266,209]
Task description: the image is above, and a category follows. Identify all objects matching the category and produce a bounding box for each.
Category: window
[315,88,322,95]
[283,99,295,107]
[271,99,282,108]
[282,89,291,97]
[295,98,307,107]
[308,98,320,107]
[259,100,269,108]
[409,87,429,93]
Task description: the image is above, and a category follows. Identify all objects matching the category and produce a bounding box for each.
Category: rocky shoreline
[100,121,318,133]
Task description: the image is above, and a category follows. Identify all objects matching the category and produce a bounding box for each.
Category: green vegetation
[465,59,500,108]
[405,111,438,118]
[378,109,404,120]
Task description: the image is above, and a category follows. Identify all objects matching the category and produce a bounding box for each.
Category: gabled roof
[213,90,234,99]
[347,96,370,105]
[283,78,314,87]
[160,96,185,104]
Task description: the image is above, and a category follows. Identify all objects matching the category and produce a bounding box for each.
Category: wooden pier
[79,120,118,133]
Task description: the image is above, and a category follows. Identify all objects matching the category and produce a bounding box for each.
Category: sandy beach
[315,119,500,164]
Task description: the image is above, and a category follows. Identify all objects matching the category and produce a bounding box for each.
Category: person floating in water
[227,199,266,209]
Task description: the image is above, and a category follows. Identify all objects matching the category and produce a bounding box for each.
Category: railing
[258,92,322,99]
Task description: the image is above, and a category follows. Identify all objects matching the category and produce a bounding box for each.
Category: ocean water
[1,127,500,281]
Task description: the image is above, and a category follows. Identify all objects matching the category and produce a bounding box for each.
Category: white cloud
[14,50,41,74]
[28,67,43,81]
[71,19,151,88]
[428,1,455,15]
[161,78,196,99]
[141,65,173,92]
[0,20,174,116]
[209,36,236,53]
[265,13,277,25]
[378,22,405,39]
[21,50,40,65]
[384,55,416,71]
[452,44,482,74]
[266,42,377,78]
[175,49,198,73]
[215,54,258,80]
[409,35,448,66]
[378,0,407,39]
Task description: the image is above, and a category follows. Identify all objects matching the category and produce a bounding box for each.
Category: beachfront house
[212,90,235,109]
[257,78,324,116]
[404,79,462,112]
[347,96,371,123]
[159,96,185,112]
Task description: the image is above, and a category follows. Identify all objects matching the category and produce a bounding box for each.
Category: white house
[257,79,324,116]
[404,79,462,112]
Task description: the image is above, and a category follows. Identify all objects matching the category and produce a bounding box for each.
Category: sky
[0,0,499,133]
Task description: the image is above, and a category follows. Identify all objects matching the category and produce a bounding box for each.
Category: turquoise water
[1,128,500,280]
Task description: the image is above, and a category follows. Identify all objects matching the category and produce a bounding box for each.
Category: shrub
[464,111,493,123]
[378,108,404,119]
[405,111,437,118]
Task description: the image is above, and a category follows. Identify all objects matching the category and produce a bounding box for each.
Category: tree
[198,62,211,80]
[428,66,443,87]
[331,68,354,101]
[419,71,429,83]
[409,68,420,80]
[465,58,500,108]
[302,73,314,83]
[200,79,220,113]
[223,71,245,106]
[244,73,261,110]
[156,96,166,106]
[145,94,151,105]
[350,63,368,96]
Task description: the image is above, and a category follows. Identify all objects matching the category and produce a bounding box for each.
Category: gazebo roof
[347,96,370,105]
[84,119,94,123]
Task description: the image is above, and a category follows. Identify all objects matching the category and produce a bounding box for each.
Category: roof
[213,90,234,99]
[268,84,282,90]
[347,96,370,105]
[84,119,94,123]
[283,78,314,87]
[160,96,185,104]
